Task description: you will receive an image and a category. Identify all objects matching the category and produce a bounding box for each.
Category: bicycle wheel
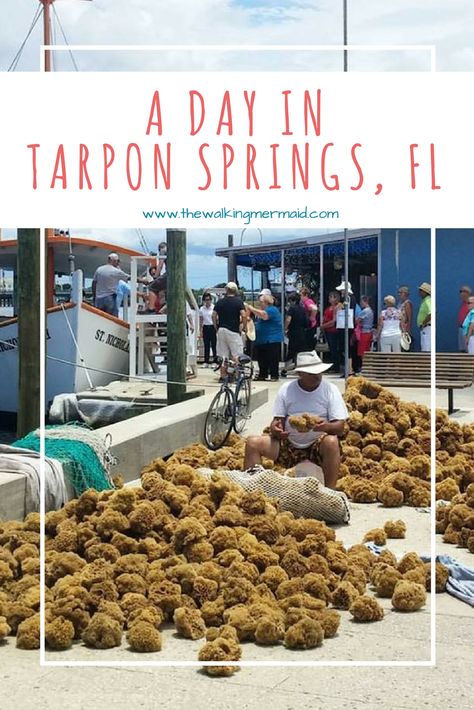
[233,376,251,434]
[204,387,234,450]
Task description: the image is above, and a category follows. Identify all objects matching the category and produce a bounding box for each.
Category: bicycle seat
[238,354,252,365]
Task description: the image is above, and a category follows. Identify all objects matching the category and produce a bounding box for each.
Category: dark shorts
[275,434,328,468]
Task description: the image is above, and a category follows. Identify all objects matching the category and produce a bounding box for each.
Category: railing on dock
[128,256,198,379]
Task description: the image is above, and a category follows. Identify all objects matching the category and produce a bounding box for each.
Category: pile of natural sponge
[435,482,474,554]
[336,378,474,513]
[0,458,442,674]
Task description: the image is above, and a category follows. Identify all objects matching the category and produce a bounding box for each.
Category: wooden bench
[361,352,474,414]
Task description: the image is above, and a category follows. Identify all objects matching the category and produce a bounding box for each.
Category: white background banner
[0,72,472,227]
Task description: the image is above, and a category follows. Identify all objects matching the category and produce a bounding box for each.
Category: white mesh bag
[196,465,350,524]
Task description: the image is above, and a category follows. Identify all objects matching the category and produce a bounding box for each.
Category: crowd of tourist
[198,277,439,381]
[90,252,472,378]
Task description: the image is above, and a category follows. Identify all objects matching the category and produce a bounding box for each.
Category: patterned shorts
[275,434,328,468]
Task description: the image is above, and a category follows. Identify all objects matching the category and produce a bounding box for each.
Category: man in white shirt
[244,351,348,488]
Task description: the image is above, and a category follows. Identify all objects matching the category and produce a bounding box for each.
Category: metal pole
[227,233,236,283]
[344,228,349,381]
[17,229,41,437]
[343,0,348,72]
[167,229,187,405]
[280,249,285,360]
[42,0,53,73]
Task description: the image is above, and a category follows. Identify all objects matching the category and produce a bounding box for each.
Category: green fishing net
[13,424,113,495]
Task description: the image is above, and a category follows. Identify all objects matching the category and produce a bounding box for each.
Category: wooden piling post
[167,229,187,405]
[17,228,41,437]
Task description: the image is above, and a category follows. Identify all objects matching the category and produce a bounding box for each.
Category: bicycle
[203,355,254,450]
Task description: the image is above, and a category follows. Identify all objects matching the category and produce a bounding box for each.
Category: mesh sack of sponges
[196,466,350,524]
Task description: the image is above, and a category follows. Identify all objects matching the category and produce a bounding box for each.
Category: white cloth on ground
[0,444,69,515]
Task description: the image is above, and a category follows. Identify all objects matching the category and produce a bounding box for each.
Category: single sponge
[424,561,449,593]
[198,637,242,677]
[383,520,407,539]
[284,618,324,650]
[288,413,323,432]
[126,621,162,652]
[349,595,384,622]
[173,607,206,640]
[391,581,426,612]
[45,616,75,650]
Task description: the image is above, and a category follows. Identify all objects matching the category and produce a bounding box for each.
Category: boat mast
[40,1,55,303]
[40,0,54,73]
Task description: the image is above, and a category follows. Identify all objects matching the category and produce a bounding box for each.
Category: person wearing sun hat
[243,350,348,488]
[417,282,432,352]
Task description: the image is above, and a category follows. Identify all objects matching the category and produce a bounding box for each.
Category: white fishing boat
[0,234,149,414]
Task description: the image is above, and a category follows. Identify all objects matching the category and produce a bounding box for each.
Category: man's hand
[270,418,288,440]
[313,419,345,436]
[312,420,330,434]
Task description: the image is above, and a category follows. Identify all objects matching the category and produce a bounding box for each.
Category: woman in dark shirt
[282,292,308,375]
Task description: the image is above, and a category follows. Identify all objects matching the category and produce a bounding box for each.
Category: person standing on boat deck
[417,282,432,352]
[92,253,130,317]
[458,285,472,351]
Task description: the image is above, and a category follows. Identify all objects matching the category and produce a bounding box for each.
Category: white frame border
[38,42,437,668]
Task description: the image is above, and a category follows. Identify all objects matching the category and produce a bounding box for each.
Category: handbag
[400,331,412,351]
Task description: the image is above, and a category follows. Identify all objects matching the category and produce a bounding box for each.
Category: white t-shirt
[199,304,215,326]
[272,379,348,448]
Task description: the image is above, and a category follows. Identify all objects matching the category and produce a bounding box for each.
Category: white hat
[294,350,332,375]
[259,288,272,297]
[336,281,353,294]
[226,281,239,293]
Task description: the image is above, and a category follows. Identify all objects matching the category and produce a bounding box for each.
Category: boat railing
[128,255,198,379]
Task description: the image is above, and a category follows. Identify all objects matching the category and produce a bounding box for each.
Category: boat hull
[0,303,130,414]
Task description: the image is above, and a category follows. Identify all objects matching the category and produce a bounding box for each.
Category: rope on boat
[0,337,224,390]
[51,2,80,72]
[7,2,43,71]
[60,304,95,389]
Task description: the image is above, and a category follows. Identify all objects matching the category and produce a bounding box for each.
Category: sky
[1,1,473,286]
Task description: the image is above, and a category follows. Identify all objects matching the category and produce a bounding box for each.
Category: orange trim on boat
[81,302,130,329]
[0,316,18,327]
[47,302,76,315]
[0,237,144,257]
[0,301,76,327]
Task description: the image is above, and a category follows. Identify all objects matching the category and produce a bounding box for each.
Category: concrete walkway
[1,370,473,708]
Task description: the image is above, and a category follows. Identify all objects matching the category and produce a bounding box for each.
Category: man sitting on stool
[244,351,348,488]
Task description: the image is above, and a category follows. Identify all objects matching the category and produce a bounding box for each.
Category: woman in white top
[377,295,402,353]
[199,292,217,366]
